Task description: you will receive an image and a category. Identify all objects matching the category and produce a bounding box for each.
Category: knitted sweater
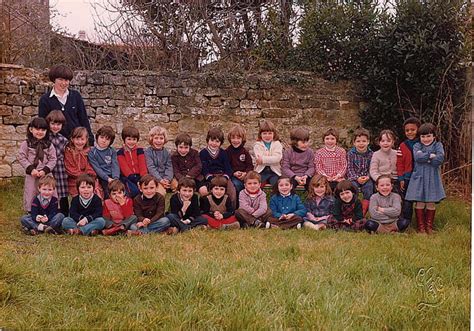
[225,145,254,173]
[169,193,201,221]
[369,149,397,181]
[199,148,233,179]
[31,195,60,222]
[145,147,174,181]
[238,189,268,218]
[253,140,283,175]
[117,146,148,177]
[133,193,165,223]
[281,146,315,178]
[69,194,103,223]
[171,148,203,181]
[88,146,120,181]
[368,192,402,224]
[200,194,234,218]
[332,196,363,222]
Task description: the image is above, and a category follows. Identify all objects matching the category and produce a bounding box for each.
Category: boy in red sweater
[117,126,148,197]
[102,180,137,235]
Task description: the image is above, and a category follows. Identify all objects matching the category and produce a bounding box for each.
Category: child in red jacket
[102,180,137,235]
[117,126,148,198]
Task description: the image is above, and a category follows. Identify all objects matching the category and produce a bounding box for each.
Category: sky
[51,0,107,40]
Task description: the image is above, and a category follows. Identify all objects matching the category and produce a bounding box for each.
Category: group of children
[18,113,445,236]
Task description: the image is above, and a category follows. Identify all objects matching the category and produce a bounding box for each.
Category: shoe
[44,226,57,235]
[254,219,263,228]
[193,225,208,230]
[221,222,240,230]
[165,227,179,235]
[425,209,436,235]
[127,230,143,236]
[296,223,302,230]
[67,228,81,235]
[89,230,100,236]
[102,226,125,236]
[303,222,319,230]
[415,208,426,233]
[265,222,271,229]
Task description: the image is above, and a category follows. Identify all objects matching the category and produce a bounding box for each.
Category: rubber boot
[415,208,426,233]
[362,199,370,217]
[425,209,436,235]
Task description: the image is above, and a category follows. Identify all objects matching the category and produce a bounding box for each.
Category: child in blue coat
[267,177,306,229]
[405,123,445,234]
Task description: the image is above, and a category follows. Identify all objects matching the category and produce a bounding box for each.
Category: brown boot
[362,199,370,217]
[415,208,426,233]
[425,209,436,235]
[102,226,125,236]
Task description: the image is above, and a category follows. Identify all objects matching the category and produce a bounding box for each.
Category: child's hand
[279,214,287,220]
[357,176,368,184]
[343,218,353,225]
[38,170,46,177]
[182,219,191,224]
[108,177,114,183]
[116,194,126,206]
[77,218,88,226]
[377,206,385,213]
[136,222,144,228]
[143,218,151,226]
[256,155,263,165]
[429,153,436,159]
[42,215,49,223]
[400,180,405,191]
[286,213,295,219]
[301,175,308,184]
[160,179,170,189]
[239,172,247,180]
[214,211,223,220]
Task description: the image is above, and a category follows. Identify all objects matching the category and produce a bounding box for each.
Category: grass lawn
[0,178,470,329]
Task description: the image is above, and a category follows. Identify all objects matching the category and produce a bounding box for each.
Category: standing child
[199,127,236,207]
[166,177,208,233]
[171,133,203,189]
[20,175,65,235]
[369,129,398,191]
[62,174,106,235]
[200,176,240,230]
[45,110,69,214]
[405,123,445,234]
[117,126,148,198]
[267,177,306,229]
[282,127,315,190]
[303,175,334,231]
[235,171,272,228]
[226,125,254,194]
[328,180,366,231]
[17,117,57,212]
[64,127,100,197]
[88,125,120,199]
[102,179,138,236]
[314,128,347,192]
[145,126,176,197]
[397,117,421,221]
[346,127,374,216]
[253,120,282,187]
[131,174,170,234]
[365,175,410,234]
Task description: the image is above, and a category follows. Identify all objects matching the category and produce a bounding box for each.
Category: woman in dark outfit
[38,64,94,146]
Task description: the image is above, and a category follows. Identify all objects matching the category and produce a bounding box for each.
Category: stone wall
[0,64,363,178]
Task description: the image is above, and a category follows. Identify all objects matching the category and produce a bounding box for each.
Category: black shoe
[44,226,57,234]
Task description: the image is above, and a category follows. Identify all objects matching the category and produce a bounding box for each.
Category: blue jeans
[21,213,64,231]
[259,167,279,187]
[351,179,374,200]
[62,216,106,235]
[167,213,208,232]
[120,174,141,198]
[130,217,170,234]
[104,215,138,230]
[231,176,245,194]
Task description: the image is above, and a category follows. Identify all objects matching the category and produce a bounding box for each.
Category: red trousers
[203,215,238,229]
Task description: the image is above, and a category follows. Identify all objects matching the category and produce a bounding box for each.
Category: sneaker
[67,228,81,235]
[254,219,263,228]
[265,222,271,229]
[89,230,100,236]
[165,227,179,235]
[44,226,57,234]
[296,223,302,230]
[221,222,240,230]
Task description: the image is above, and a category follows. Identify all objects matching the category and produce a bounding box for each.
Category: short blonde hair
[148,126,168,145]
[227,125,247,144]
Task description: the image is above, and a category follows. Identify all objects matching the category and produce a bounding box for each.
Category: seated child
[88,125,120,198]
[131,174,170,234]
[166,177,208,233]
[144,126,177,197]
[117,126,148,198]
[64,127,100,197]
[365,175,410,234]
[314,128,347,192]
[397,117,421,221]
[62,174,106,236]
[346,127,374,215]
[17,117,57,213]
[46,110,69,214]
[199,127,236,207]
[282,127,315,190]
[253,120,282,186]
[303,175,334,231]
[200,176,240,230]
[235,171,272,228]
[327,180,366,231]
[102,179,138,236]
[267,176,306,229]
[225,125,254,193]
[369,129,398,192]
[20,174,65,235]
[171,133,203,188]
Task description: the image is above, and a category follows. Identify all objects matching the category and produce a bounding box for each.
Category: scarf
[28,137,51,167]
